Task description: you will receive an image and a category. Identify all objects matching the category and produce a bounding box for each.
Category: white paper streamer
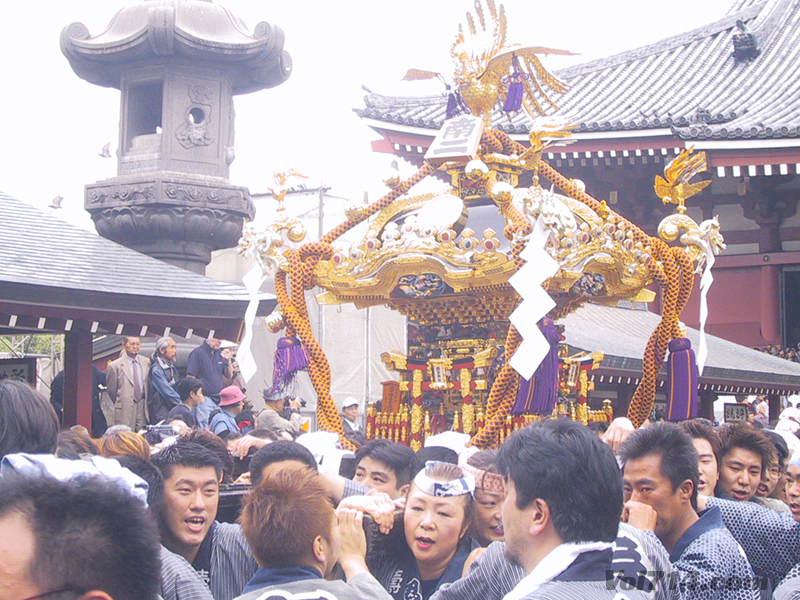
[508,217,559,380]
[697,247,715,376]
[237,265,267,383]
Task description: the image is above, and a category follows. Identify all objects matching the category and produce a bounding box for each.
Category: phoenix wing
[486,46,575,117]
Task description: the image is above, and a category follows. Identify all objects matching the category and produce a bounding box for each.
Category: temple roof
[0,190,275,340]
[562,303,800,395]
[357,0,800,142]
[61,0,291,94]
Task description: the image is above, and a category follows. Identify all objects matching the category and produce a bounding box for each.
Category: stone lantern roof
[61,0,291,94]
[61,0,292,274]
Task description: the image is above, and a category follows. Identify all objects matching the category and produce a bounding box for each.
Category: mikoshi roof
[562,302,800,395]
[356,0,800,142]
[0,190,275,341]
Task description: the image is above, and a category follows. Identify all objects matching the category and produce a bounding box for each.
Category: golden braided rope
[274,164,435,445]
[470,131,532,448]
[272,125,693,443]
[274,266,353,448]
[472,130,695,437]
[471,327,522,448]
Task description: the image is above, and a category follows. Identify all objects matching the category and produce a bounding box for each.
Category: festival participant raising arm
[619,423,758,599]
[365,461,479,600]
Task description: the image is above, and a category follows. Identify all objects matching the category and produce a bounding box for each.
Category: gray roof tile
[0,190,273,314]
[562,303,800,390]
[356,0,800,142]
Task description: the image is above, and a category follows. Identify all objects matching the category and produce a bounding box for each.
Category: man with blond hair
[235,468,390,600]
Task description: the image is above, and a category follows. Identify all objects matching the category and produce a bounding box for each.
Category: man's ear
[528,498,551,537]
[398,483,410,497]
[678,479,694,503]
[312,534,327,564]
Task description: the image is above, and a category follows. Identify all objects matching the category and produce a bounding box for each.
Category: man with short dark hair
[0,473,161,600]
[235,469,391,600]
[680,419,721,496]
[249,440,318,487]
[716,422,775,502]
[169,376,205,429]
[496,419,644,598]
[106,336,150,430]
[187,337,230,430]
[619,422,757,599]
[786,451,800,522]
[115,455,214,600]
[754,431,791,513]
[151,440,258,600]
[353,439,418,500]
[0,379,59,462]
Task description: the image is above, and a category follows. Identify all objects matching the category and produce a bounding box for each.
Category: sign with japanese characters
[724,403,749,423]
[424,115,484,166]
[0,357,37,385]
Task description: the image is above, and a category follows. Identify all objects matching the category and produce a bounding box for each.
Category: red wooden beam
[62,328,93,430]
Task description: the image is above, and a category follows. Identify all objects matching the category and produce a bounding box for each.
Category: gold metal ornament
[403,0,574,126]
[654,147,712,214]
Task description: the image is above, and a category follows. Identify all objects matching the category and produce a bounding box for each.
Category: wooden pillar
[698,390,715,422]
[760,264,781,344]
[616,383,634,420]
[768,394,781,426]
[63,329,93,430]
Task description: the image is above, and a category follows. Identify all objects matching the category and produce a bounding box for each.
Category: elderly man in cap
[209,386,247,437]
[341,397,366,448]
[256,388,303,440]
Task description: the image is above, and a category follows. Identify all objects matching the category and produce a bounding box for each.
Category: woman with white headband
[366,461,480,600]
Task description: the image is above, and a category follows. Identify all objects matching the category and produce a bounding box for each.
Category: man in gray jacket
[256,387,303,439]
[234,468,391,600]
[106,336,150,430]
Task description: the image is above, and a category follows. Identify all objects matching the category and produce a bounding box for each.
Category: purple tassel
[272,336,310,390]
[502,54,529,113]
[503,81,525,112]
[512,317,560,415]
[665,337,698,421]
[446,88,469,119]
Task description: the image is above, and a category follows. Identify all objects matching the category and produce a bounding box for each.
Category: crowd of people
[5,352,800,599]
[757,345,800,363]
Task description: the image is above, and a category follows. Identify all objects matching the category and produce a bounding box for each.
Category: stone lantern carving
[61,0,291,273]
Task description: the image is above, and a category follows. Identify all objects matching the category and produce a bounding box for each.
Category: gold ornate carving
[404,1,573,126]
[462,402,475,435]
[654,148,712,214]
[459,368,472,398]
[658,215,726,273]
[412,369,423,398]
[238,217,306,274]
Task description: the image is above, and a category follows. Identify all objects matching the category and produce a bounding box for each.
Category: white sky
[0,0,735,231]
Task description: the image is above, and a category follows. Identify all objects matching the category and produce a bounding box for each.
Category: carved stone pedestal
[86,174,255,274]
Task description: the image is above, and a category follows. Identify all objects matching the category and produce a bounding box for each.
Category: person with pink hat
[209,386,247,437]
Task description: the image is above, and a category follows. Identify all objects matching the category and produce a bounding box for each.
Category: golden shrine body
[239,1,725,450]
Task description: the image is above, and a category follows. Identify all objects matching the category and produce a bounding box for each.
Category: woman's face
[471,487,504,544]
[404,484,468,568]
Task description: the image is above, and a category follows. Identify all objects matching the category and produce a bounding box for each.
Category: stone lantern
[61,0,291,273]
